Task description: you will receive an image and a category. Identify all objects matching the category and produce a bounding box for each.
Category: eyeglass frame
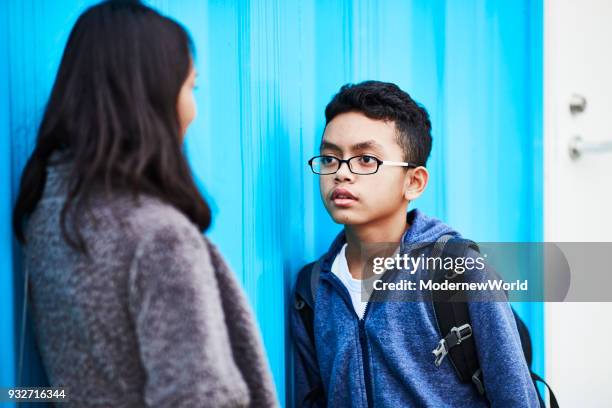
[308,154,420,175]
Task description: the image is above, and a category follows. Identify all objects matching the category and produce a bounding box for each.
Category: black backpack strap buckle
[432,323,473,366]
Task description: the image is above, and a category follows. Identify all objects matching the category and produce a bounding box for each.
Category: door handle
[568,135,612,159]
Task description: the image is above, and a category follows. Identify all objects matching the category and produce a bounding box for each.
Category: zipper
[321,240,424,407]
[359,307,374,408]
[322,269,396,408]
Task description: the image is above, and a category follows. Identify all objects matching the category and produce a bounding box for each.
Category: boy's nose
[334,161,354,182]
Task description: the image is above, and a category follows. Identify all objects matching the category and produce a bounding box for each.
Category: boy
[291,81,539,407]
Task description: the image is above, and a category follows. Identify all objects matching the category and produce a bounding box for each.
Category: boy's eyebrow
[320,139,384,154]
[351,140,384,152]
[319,141,342,152]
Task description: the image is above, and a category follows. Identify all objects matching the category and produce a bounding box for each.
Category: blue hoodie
[292,209,540,407]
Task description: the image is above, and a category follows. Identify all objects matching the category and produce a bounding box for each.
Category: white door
[545,0,612,406]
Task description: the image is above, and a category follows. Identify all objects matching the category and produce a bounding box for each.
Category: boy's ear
[403,166,429,201]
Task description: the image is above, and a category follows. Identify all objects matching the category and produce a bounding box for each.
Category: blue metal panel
[0,0,16,401]
[1,0,544,406]
[3,4,98,407]
[441,0,545,379]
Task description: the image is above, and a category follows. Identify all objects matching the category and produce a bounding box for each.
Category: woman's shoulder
[117,194,206,247]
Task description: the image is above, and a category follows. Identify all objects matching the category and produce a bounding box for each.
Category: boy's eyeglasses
[308,155,418,175]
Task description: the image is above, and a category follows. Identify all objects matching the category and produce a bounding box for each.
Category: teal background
[0,1,543,406]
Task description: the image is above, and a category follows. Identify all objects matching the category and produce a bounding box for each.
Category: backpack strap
[430,237,559,407]
[294,260,321,344]
[531,372,559,408]
[293,260,325,405]
[513,309,560,408]
[430,235,486,395]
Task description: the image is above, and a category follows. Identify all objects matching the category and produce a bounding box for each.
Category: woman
[12,1,277,407]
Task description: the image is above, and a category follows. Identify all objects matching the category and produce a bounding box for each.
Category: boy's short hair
[324,81,432,166]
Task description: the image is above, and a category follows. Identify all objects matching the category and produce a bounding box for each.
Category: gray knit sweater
[23,152,278,407]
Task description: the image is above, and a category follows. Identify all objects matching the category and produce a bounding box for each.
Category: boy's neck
[343,207,411,279]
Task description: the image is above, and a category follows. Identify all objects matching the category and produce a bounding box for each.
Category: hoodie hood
[401,208,459,244]
[321,208,459,271]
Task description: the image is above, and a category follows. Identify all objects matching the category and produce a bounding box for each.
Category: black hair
[13,0,211,252]
[324,80,432,166]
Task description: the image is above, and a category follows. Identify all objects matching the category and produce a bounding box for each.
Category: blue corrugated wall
[0,1,543,406]
[0,0,15,397]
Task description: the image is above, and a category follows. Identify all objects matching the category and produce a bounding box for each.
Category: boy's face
[318,111,414,226]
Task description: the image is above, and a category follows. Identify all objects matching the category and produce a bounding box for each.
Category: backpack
[293,235,559,408]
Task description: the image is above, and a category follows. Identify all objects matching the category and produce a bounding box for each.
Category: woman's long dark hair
[13,0,211,252]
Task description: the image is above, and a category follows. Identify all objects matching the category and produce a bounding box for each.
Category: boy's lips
[330,187,358,207]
